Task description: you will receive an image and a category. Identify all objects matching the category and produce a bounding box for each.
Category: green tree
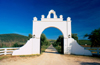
[12,43,20,47]
[28,34,32,40]
[41,34,46,42]
[40,33,50,46]
[72,34,78,42]
[41,34,46,46]
[56,35,63,46]
[53,34,78,47]
[52,35,63,53]
[84,28,100,47]
[40,33,51,53]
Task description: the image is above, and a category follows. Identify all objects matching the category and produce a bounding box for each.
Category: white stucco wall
[12,38,40,55]
[68,38,92,55]
[33,22,68,39]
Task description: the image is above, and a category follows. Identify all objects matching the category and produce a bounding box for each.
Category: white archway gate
[12,10,92,56]
[33,10,72,54]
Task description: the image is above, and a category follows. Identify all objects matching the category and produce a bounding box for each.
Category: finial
[67,17,71,22]
[60,15,63,18]
[33,17,37,21]
[41,15,45,18]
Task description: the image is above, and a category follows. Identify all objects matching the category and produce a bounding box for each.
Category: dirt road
[0,45,100,65]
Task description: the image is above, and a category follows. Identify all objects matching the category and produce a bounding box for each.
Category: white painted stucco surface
[12,10,92,56]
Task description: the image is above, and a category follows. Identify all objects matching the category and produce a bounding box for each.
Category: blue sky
[0,0,100,40]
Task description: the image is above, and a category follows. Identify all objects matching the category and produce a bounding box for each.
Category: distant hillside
[47,39,91,45]
[0,33,28,42]
[78,40,91,45]
[0,33,28,47]
[47,39,56,43]
[78,40,92,47]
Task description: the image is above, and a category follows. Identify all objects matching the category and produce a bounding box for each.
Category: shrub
[12,43,20,47]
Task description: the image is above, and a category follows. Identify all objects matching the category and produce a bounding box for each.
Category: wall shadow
[80,62,100,65]
[44,51,60,54]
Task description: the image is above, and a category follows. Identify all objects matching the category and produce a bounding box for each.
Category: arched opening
[50,13,54,18]
[40,27,64,54]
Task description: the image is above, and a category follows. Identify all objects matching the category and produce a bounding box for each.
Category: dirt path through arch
[0,45,100,65]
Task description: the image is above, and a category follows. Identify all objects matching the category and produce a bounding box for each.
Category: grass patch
[0,55,12,60]
[88,49,97,50]
[64,54,100,59]
[0,54,40,60]
[19,54,40,57]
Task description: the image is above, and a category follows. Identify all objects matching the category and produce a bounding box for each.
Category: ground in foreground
[0,45,100,65]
